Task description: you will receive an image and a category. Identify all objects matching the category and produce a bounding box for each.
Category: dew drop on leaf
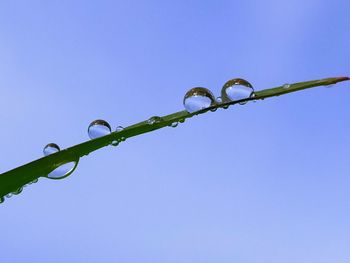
[221,78,254,104]
[29,178,38,184]
[43,143,60,156]
[12,187,23,195]
[116,126,124,132]
[111,140,119,146]
[88,119,112,139]
[183,87,216,113]
[283,83,290,89]
[46,160,79,180]
[147,116,163,125]
[169,121,178,128]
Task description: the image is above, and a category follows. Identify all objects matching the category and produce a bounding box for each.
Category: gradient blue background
[1,1,349,262]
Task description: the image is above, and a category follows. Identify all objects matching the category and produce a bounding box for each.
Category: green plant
[1,76,348,203]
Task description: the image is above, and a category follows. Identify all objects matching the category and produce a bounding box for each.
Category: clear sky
[0,0,349,262]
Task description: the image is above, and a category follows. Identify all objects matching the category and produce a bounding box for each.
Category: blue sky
[0,0,349,262]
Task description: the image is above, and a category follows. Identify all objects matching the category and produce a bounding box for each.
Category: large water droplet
[88,119,111,139]
[43,143,60,156]
[147,116,163,125]
[183,87,216,113]
[221,78,254,104]
[47,160,79,180]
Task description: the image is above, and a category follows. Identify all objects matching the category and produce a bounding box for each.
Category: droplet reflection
[43,143,60,156]
[221,78,254,104]
[88,119,112,139]
[47,160,79,180]
[183,87,216,113]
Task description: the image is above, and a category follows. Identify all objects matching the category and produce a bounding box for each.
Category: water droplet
[221,78,254,104]
[116,126,124,132]
[30,178,38,184]
[119,137,126,142]
[0,197,5,203]
[88,119,111,139]
[169,122,178,128]
[283,83,290,89]
[183,87,216,113]
[147,116,163,125]
[216,96,222,103]
[179,118,185,123]
[6,193,12,198]
[111,140,119,146]
[43,143,60,156]
[12,187,23,195]
[47,160,79,180]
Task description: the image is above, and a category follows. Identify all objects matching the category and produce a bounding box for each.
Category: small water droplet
[216,96,222,103]
[116,126,124,132]
[13,187,23,195]
[47,160,79,180]
[221,78,254,104]
[30,178,38,184]
[0,197,4,203]
[147,116,163,125]
[183,87,216,113]
[88,119,112,139]
[283,83,290,89]
[169,121,178,128]
[223,105,229,109]
[179,118,185,123]
[111,140,119,146]
[6,193,12,198]
[119,137,126,142]
[43,143,60,156]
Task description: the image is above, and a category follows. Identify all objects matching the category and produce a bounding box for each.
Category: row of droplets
[0,178,38,204]
[43,78,254,178]
[183,78,255,113]
[1,78,254,203]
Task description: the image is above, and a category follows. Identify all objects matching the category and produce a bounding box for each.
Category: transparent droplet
[111,140,119,146]
[116,126,124,132]
[283,83,290,89]
[12,187,23,195]
[221,78,254,104]
[183,87,216,113]
[147,116,163,125]
[179,118,185,123]
[169,121,179,128]
[216,96,222,103]
[47,160,79,180]
[6,193,12,198]
[43,143,60,156]
[29,178,38,184]
[88,119,111,139]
